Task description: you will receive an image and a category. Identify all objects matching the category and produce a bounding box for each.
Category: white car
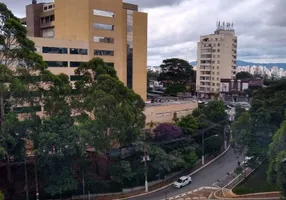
[173,175,192,188]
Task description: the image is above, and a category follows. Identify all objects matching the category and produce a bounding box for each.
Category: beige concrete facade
[196,22,237,96]
[144,101,198,124]
[21,0,147,100]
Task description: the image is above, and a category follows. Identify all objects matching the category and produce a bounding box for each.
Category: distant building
[196,21,237,98]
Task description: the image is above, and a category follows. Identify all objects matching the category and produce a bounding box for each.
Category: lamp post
[142,131,150,192]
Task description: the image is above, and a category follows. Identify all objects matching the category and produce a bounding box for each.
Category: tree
[177,114,198,135]
[72,58,146,149]
[153,123,183,141]
[158,58,195,95]
[0,3,47,199]
[236,71,253,80]
[249,79,286,157]
[0,191,3,200]
[147,70,159,92]
[267,119,286,197]
[184,151,198,168]
[231,112,251,157]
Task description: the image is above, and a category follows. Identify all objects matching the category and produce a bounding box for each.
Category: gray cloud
[2,0,286,65]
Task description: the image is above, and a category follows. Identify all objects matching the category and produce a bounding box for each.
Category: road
[130,148,240,200]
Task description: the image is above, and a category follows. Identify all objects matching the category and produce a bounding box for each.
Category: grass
[233,160,280,194]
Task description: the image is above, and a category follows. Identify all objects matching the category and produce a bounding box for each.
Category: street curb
[116,145,231,200]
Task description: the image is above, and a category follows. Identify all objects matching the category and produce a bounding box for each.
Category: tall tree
[0,3,47,199]
[158,58,195,95]
[177,114,198,135]
[236,71,253,80]
[32,74,85,197]
[267,119,286,197]
[231,112,251,157]
[153,123,183,141]
[72,58,146,149]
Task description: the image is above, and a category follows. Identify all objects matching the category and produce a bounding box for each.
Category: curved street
[129,148,239,200]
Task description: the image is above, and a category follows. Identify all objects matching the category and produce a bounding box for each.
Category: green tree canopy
[267,119,286,196]
[231,112,252,156]
[72,58,146,149]
[236,71,253,80]
[177,114,198,135]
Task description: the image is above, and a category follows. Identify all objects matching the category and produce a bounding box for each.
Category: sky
[2,0,286,66]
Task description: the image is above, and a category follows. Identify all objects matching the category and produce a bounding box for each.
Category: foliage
[164,83,186,95]
[158,58,195,95]
[234,166,243,174]
[34,110,85,197]
[0,3,47,199]
[109,160,134,183]
[0,191,3,200]
[233,161,280,195]
[177,114,198,135]
[249,79,286,157]
[204,135,223,155]
[172,112,179,123]
[235,105,246,120]
[236,72,253,80]
[184,151,198,168]
[72,58,146,148]
[267,119,286,196]
[231,112,251,156]
[153,123,183,141]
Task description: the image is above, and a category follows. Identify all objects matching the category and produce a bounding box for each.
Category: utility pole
[143,131,148,192]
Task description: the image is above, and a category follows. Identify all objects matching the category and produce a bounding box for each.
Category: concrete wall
[144,101,198,124]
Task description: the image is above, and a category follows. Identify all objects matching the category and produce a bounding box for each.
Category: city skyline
[3,0,286,66]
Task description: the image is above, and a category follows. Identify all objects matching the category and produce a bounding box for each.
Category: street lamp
[202,134,218,165]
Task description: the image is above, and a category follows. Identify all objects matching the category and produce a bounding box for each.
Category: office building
[20,0,147,100]
[196,22,237,97]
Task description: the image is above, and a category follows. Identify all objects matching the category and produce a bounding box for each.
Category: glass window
[70,61,82,67]
[70,75,83,81]
[93,9,114,18]
[42,47,67,54]
[94,36,114,44]
[70,48,88,55]
[93,23,114,31]
[94,50,114,56]
[46,61,68,67]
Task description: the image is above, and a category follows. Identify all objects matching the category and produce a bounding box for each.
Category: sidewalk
[74,147,230,200]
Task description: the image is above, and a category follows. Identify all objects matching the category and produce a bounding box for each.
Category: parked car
[173,175,192,188]
[241,156,255,167]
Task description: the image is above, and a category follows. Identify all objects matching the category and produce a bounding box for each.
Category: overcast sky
[3,0,286,66]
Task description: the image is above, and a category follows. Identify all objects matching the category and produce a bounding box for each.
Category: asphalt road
[130,148,240,200]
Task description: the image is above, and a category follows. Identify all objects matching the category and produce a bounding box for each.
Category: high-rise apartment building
[196,22,237,96]
[20,0,147,100]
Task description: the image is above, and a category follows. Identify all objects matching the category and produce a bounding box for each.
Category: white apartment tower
[196,22,237,96]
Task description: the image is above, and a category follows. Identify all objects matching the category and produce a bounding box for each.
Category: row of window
[45,61,114,68]
[155,109,192,118]
[42,47,88,55]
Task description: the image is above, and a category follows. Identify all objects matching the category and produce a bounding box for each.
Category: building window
[93,9,114,18]
[212,49,216,52]
[93,23,114,31]
[217,72,219,75]
[70,75,83,81]
[42,47,67,54]
[93,36,114,44]
[217,60,220,64]
[94,50,114,56]
[218,49,220,52]
[70,61,82,67]
[127,10,134,89]
[70,48,88,55]
[212,83,215,86]
[217,55,220,58]
[46,61,68,67]
[218,43,220,47]
[217,66,219,69]
[213,55,215,58]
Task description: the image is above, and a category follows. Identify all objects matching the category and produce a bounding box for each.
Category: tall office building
[20,0,147,100]
[196,22,237,96]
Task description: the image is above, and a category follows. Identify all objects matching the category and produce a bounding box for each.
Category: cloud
[3,0,286,66]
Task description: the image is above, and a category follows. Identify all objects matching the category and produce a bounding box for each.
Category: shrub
[153,123,183,141]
